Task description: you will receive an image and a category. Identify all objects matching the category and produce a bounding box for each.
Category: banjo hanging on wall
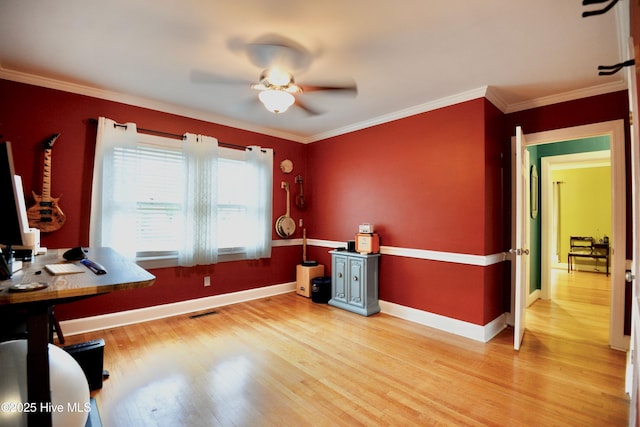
[27,133,66,232]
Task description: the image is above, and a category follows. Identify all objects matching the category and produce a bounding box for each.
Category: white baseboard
[61,282,508,344]
[60,282,296,336]
[379,300,507,343]
[527,289,541,307]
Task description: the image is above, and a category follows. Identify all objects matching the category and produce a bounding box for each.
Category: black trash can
[311,276,331,303]
[63,339,106,390]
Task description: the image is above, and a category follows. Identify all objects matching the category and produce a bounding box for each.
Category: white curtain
[179,133,219,267]
[91,119,267,265]
[552,181,562,262]
[244,146,273,259]
[89,117,139,259]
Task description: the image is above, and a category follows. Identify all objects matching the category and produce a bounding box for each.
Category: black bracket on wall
[598,59,636,76]
[582,0,620,17]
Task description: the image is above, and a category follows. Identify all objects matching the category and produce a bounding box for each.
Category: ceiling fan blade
[300,82,357,96]
[190,70,252,86]
[244,34,312,71]
[295,99,324,116]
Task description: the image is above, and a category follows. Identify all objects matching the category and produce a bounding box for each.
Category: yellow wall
[553,166,611,270]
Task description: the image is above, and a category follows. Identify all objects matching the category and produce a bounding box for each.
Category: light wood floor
[64,269,629,426]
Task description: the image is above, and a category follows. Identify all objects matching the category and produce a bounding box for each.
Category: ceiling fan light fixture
[263,67,293,86]
[258,89,295,114]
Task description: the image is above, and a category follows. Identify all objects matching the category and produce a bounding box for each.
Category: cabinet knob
[353,276,358,281]
[338,273,343,278]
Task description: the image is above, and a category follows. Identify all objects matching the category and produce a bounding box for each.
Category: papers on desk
[45,263,86,275]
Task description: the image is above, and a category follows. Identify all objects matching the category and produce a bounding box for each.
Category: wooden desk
[0,247,155,427]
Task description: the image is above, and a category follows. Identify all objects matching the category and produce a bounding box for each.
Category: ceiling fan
[249,67,356,114]
[192,34,357,115]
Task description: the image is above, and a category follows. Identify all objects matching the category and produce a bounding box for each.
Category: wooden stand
[296,264,324,298]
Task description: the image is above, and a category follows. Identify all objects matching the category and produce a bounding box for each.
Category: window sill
[136,251,251,270]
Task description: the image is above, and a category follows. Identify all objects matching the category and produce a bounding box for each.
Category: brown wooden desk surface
[0,246,154,427]
[0,246,156,305]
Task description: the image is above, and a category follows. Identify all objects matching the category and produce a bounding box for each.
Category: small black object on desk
[81,258,108,275]
[63,246,87,261]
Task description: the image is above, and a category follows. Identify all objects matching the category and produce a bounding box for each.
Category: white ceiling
[0,0,631,143]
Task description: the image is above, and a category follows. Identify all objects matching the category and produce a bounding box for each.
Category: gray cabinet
[329,250,380,316]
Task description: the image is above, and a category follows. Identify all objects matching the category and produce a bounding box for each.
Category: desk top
[0,247,155,305]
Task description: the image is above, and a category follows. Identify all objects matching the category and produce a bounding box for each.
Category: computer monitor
[0,141,30,278]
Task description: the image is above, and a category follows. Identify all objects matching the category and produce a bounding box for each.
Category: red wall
[306,98,505,325]
[2,79,630,329]
[0,79,308,320]
[307,99,490,252]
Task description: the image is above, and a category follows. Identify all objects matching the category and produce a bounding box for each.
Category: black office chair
[0,306,64,344]
[49,307,65,344]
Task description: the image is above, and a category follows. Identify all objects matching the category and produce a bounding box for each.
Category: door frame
[517,119,627,351]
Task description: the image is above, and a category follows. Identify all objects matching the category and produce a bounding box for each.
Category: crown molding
[0,66,309,143]
[304,86,491,143]
[2,66,627,144]
[483,86,510,113]
[504,80,628,114]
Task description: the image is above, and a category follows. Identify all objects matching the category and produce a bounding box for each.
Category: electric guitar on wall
[27,133,66,232]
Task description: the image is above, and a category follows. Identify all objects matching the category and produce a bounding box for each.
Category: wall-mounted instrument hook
[598,59,635,76]
[582,0,620,17]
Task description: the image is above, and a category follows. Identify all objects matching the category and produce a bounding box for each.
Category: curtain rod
[88,118,272,153]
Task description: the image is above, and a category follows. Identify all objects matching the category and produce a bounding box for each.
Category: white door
[513,126,530,350]
[625,37,640,427]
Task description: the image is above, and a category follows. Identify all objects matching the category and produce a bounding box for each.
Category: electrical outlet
[204,276,211,287]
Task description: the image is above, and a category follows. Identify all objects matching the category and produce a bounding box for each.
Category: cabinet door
[333,255,348,304]
[348,258,365,309]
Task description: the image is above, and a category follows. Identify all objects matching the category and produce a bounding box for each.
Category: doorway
[514,119,627,350]
[539,151,612,344]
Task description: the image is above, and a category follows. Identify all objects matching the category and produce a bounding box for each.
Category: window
[217,153,252,253]
[90,118,273,268]
[133,140,256,265]
[122,142,184,259]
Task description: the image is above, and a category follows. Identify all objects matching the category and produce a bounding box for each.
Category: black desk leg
[26,305,52,427]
